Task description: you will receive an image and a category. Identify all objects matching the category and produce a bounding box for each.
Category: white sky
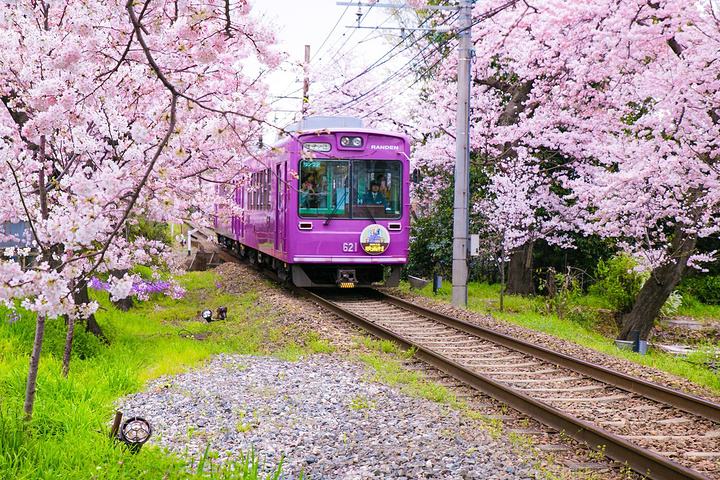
[251,1,416,136]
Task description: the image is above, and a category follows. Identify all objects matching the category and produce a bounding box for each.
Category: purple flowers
[88,277,110,291]
[133,280,172,296]
[89,276,185,301]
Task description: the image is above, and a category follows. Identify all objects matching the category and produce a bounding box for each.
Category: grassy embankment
[403,282,720,394]
[0,271,327,480]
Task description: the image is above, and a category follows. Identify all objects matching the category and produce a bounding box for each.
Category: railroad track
[301,288,720,480]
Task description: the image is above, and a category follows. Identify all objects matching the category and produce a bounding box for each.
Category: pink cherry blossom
[0,0,280,319]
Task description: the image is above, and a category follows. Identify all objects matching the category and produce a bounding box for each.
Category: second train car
[214,117,410,288]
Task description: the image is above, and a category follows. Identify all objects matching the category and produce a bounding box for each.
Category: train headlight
[340,136,363,148]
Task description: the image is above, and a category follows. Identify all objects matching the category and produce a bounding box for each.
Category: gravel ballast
[119,354,535,479]
[213,261,718,401]
[385,288,720,402]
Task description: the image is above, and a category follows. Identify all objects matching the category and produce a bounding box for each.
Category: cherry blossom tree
[411,0,572,295]
[556,0,720,338]
[0,0,279,419]
[412,0,720,337]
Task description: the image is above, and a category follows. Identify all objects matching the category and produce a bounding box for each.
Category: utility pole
[333,1,473,305]
[451,0,472,307]
[302,44,310,117]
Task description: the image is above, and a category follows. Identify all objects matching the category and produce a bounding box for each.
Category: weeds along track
[303,288,720,480]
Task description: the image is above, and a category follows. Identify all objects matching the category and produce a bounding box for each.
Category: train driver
[362,181,387,208]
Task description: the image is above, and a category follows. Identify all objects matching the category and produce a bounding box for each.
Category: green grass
[348,394,376,412]
[403,281,720,394]
[356,338,458,406]
[0,271,315,479]
[677,294,720,320]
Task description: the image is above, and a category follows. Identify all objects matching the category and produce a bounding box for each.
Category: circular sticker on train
[360,225,390,255]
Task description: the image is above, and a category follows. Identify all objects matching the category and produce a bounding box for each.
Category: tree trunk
[74,283,108,343]
[109,268,133,312]
[546,267,557,298]
[507,241,535,295]
[499,246,506,312]
[61,315,75,377]
[24,315,46,421]
[619,229,697,340]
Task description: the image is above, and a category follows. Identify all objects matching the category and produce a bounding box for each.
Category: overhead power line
[330,22,460,113]
[313,8,453,102]
[331,0,521,115]
[319,2,377,69]
[310,4,350,63]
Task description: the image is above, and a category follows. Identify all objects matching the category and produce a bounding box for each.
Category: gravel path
[119,354,536,479]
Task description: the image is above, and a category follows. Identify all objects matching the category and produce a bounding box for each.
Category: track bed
[305,289,720,480]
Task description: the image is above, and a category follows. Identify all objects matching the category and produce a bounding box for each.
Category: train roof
[280,116,409,143]
[294,127,408,140]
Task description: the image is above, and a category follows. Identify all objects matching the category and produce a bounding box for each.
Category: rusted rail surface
[300,288,720,480]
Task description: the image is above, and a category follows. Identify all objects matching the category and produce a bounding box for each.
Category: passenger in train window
[301,173,319,208]
[362,181,387,207]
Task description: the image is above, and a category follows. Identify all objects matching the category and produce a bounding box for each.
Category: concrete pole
[451,0,472,307]
[302,45,310,116]
[187,228,197,256]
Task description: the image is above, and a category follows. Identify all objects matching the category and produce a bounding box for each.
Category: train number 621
[342,242,358,252]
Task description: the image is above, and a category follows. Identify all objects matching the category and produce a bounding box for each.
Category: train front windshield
[299,159,402,219]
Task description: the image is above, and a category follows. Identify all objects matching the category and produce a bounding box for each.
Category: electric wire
[270,3,354,110]
[313,9,452,102]
[310,4,351,63]
[340,10,452,88]
[331,32,456,113]
[338,1,520,118]
[273,0,501,118]
[273,2,378,111]
[319,3,377,70]
[360,42,453,119]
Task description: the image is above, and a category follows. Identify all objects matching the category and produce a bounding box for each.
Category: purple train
[214,117,410,287]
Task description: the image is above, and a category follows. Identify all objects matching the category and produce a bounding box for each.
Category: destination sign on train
[302,142,331,152]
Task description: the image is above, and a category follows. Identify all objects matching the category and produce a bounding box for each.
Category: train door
[275,163,285,253]
[239,182,244,240]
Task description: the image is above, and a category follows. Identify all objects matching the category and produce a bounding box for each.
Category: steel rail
[373,289,720,424]
[298,288,713,480]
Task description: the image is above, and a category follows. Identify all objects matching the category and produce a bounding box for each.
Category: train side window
[259,171,263,210]
[252,173,258,210]
[263,169,267,210]
[259,170,264,210]
[249,173,254,210]
[257,172,261,210]
[298,160,350,218]
[265,169,271,210]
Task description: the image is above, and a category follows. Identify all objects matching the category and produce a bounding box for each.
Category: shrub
[127,217,171,245]
[540,269,582,319]
[591,253,683,317]
[590,254,646,314]
[660,290,683,317]
[679,276,720,305]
